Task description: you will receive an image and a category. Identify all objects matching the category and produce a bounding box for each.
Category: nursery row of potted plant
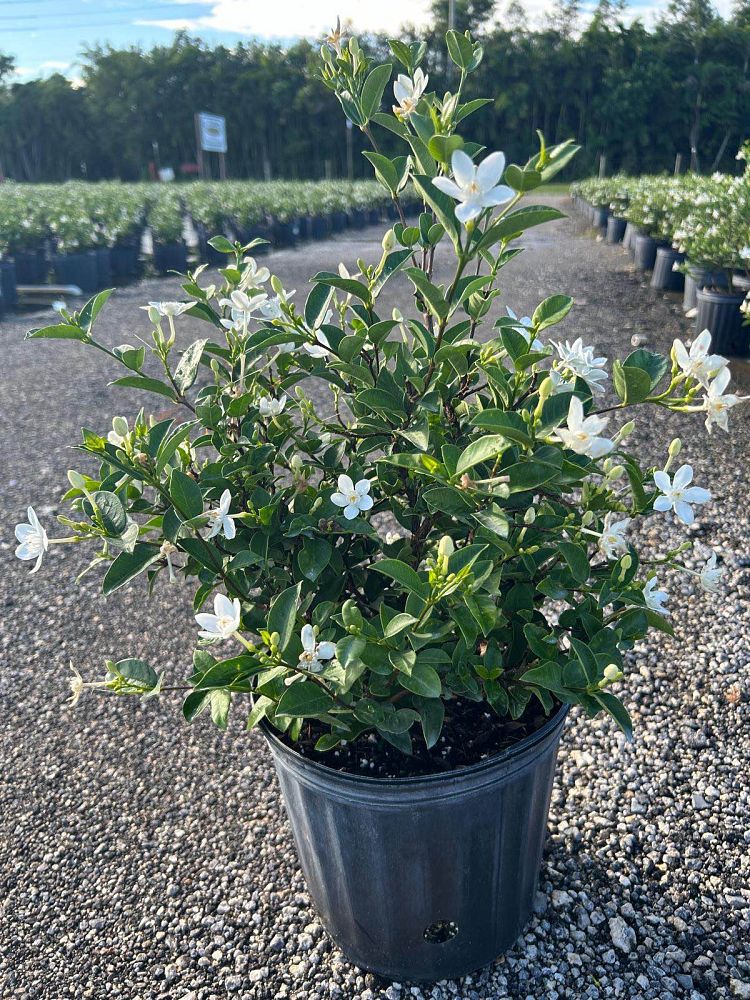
[570,164,750,357]
[0,179,405,315]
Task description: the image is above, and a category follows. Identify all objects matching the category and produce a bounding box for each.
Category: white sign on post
[197,112,227,153]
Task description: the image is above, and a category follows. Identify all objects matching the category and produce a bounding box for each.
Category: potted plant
[0,182,48,285]
[47,187,102,294]
[149,189,188,275]
[17,29,738,983]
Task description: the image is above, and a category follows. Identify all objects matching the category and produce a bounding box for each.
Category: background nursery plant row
[571,163,750,286]
[0,178,395,262]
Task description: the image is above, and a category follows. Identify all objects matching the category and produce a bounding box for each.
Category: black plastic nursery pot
[1,259,18,312]
[330,210,349,233]
[368,208,381,226]
[695,288,749,357]
[592,206,608,230]
[633,234,659,272]
[309,215,331,241]
[650,246,685,292]
[13,248,47,284]
[153,242,188,276]
[272,219,300,248]
[111,242,141,281]
[682,263,728,312]
[53,250,99,293]
[95,248,112,289]
[348,208,367,229]
[606,216,626,245]
[263,704,569,982]
[623,224,640,256]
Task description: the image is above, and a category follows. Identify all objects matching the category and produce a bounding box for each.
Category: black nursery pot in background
[633,234,659,272]
[95,248,112,289]
[1,259,18,312]
[606,216,626,245]
[111,242,141,281]
[592,206,608,231]
[153,242,188,276]
[695,288,748,358]
[263,705,569,982]
[683,264,728,312]
[650,246,685,292]
[53,250,99,294]
[13,248,47,285]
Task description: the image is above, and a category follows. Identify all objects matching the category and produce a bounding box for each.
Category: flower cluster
[15,29,740,756]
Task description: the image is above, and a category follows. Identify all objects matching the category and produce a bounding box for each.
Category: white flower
[432,149,514,226]
[107,416,129,448]
[598,514,631,559]
[702,368,746,433]
[740,246,750,261]
[52,299,66,313]
[195,592,241,640]
[673,330,727,388]
[331,474,374,520]
[303,329,331,358]
[555,396,614,459]
[258,396,286,418]
[507,306,543,351]
[14,505,49,573]
[698,552,723,593]
[145,301,192,317]
[297,624,336,674]
[393,68,428,116]
[653,464,711,525]
[207,488,236,540]
[325,16,347,54]
[551,338,609,394]
[68,662,86,707]
[643,576,670,616]
[239,257,270,290]
[258,288,294,321]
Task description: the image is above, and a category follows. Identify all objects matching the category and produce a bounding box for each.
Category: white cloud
[13,60,71,81]
[136,0,432,38]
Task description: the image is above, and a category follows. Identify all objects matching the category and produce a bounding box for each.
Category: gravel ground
[1,199,749,1000]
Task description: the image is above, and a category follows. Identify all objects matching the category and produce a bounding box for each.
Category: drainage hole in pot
[423,920,459,944]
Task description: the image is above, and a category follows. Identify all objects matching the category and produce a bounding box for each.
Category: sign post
[195,112,228,180]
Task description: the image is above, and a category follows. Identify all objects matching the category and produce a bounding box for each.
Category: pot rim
[696,287,746,303]
[260,700,569,790]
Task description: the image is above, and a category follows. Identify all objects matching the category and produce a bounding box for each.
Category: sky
[3,0,735,82]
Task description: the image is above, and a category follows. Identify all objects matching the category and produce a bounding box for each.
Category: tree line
[0,0,748,184]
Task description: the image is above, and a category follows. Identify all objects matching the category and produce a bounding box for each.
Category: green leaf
[169,469,203,519]
[469,409,532,444]
[427,134,464,164]
[26,323,89,342]
[360,62,392,121]
[404,267,449,321]
[384,613,419,639]
[268,582,302,653]
[304,282,333,329]
[174,339,207,394]
[445,29,475,69]
[183,689,210,722]
[298,537,332,582]
[372,559,427,597]
[456,434,509,476]
[207,235,234,253]
[413,696,445,749]
[276,681,336,718]
[592,691,633,740]
[210,688,231,730]
[532,294,573,333]
[504,164,541,192]
[110,375,177,401]
[473,504,510,538]
[520,661,567,693]
[78,288,115,329]
[613,360,652,405]
[623,349,669,390]
[362,151,399,193]
[93,490,127,536]
[558,541,590,584]
[397,661,442,698]
[102,543,161,595]
[478,205,565,250]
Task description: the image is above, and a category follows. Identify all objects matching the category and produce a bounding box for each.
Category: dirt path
[1,200,748,1000]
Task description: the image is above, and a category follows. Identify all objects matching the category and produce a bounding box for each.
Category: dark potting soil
[277,697,557,779]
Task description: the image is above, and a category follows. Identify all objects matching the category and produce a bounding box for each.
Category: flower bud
[438,536,455,560]
[620,554,632,570]
[271,274,283,295]
[524,507,536,524]
[605,465,625,482]
[147,306,161,325]
[382,228,397,252]
[668,438,682,457]
[603,664,622,682]
[537,376,553,403]
[614,420,635,442]
[112,416,129,439]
